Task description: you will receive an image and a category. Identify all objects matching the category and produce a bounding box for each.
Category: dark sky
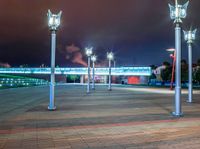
[0,0,200,67]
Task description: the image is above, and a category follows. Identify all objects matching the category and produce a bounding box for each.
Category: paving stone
[1,85,200,149]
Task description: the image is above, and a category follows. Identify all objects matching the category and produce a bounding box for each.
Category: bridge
[0,67,151,76]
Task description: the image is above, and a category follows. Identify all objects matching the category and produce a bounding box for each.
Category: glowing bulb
[107,52,114,60]
[47,9,62,31]
[91,55,97,62]
[85,47,93,56]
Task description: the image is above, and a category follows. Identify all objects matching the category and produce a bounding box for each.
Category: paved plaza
[0,85,200,149]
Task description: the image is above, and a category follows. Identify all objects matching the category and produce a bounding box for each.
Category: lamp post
[167,48,176,90]
[47,10,62,111]
[107,52,114,91]
[91,55,97,90]
[85,47,93,93]
[168,0,189,116]
[183,29,197,103]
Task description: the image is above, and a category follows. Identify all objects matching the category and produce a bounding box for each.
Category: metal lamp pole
[168,0,189,116]
[47,10,62,111]
[183,29,197,103]
[85,47,93,94]
[107,52,114,91]
[91,55,97,90]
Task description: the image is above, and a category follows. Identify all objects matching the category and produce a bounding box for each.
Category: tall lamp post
[91,55,97,90]
[183,29,197,103]
[167,48,176,90]
[107,52,114,91]
[47,10,62,110]
[85,47,93,94]
[168,0,189,116]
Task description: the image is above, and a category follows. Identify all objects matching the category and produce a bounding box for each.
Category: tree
[194,68,200,84]
[161,61,171,81]
[181,59,188,82]
[149,73,156,80]
[149,65,157,70]
[67,75,79,83]
[162,61,170,67]
[161,66,172,81]
[197,59,200,66]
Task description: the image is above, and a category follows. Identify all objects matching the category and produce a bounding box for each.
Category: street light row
[47,0,197,116]
[85,47,114,93]
[47,10,115,110]
[169,0,197,117]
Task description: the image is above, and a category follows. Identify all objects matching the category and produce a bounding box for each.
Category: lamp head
[183,29,197,44]
[107,52,114,61]
[47,9,62,31]
[166,48,175,53]
[168,1,189,23]
[85,47,93,56]
[91,55,97,62]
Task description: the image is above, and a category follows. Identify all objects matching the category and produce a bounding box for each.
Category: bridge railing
[0,67,151,76]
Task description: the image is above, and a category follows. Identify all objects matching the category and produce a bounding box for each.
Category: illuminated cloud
[65,44,87,66]
[65,44,80,53]
[72,52,87,67]
[0,62,11,68]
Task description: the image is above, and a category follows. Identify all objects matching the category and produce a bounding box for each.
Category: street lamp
[168,0,189,116]
[91,55,97,90]
[166,48,176,90]
[85,47,93,93]
[183,29,197,103]
[47,9,62,111]
[107,52,114,91]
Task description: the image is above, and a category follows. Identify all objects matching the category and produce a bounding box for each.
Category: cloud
[65,44,87,66]
[72,52,87,67]
[0,62,11,68]
[66,44,80,53]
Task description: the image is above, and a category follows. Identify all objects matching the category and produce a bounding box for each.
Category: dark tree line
[150,59,200,84]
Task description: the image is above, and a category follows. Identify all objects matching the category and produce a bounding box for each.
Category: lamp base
[172,112,183,117]
[186,100,193,103]
[48,106,56,111]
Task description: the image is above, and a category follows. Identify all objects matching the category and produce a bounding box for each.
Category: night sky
[0,0,200,67]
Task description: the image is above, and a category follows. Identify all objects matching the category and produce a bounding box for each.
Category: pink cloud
[65,44,87,66]
[0,62,11,68]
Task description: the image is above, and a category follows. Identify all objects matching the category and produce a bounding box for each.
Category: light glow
[91,55,97,62]
[168,1,189,23]
[183,29,197,44]
[47,9,62,31]
[166,48,175,52]
[107,52,114,60]
[85,47,93,56]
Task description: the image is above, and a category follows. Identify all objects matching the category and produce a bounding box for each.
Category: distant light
[168,1,189,23]
[47,9,62,31]
[85,47,93,56]
[166,48,175,52]
[91,55,97,62]
[183,29,197,44]
[107,52,114,60]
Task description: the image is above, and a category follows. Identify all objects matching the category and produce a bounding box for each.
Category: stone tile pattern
[0,85,200,149]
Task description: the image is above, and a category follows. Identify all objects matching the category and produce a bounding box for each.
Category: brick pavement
[0,85,200,149]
